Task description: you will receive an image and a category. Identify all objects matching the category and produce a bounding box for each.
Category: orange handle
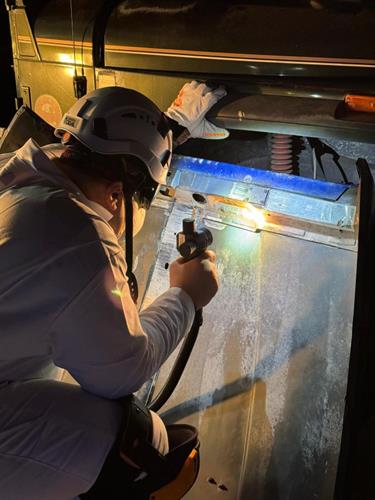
[344,94,375,113]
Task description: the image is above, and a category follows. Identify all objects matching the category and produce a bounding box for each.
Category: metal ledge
[210,94,375,144]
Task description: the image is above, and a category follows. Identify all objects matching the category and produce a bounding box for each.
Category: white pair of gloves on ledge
[165,80,229,143]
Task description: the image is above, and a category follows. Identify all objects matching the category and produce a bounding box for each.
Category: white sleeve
[50,244,195,399]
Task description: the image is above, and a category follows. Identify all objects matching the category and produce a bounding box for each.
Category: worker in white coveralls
[0,81,228,500]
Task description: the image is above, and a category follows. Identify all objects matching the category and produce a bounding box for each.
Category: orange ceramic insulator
[270,134,293,174]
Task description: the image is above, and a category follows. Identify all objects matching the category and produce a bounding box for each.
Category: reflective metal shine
[134,159,357,500]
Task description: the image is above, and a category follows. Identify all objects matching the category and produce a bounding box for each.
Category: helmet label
[63,114,79,128]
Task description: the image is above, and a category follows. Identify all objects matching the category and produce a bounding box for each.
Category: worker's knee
[80,395,164,498]
[81,396,199,499]
[118,395,166,468]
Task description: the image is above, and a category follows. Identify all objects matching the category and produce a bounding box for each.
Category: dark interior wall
[0,2,16,127]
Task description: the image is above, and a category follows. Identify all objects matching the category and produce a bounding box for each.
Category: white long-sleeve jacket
[0,139,195,396]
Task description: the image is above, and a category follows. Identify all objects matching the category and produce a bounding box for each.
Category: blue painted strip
[171,155,352,201]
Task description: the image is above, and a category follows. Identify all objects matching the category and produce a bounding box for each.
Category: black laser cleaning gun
[148,218,213,411]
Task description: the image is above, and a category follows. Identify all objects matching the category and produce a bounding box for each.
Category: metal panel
[134,164,357,500]
[210,94,375,145]
[32,0,104,66]
[171,155,351,201]
[105,1,375,77]
[12,60,96,123]
[139,202,356,500]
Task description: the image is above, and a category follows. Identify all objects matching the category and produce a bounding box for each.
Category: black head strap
[125,193,138,303]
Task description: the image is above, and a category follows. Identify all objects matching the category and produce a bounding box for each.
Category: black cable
[308,138,349,183]
[69,0,77,78]
[125,193,138,303]
[148,220,211,412]
[80,12,97,77]
[148,309,203,413]
[333,156,349,184]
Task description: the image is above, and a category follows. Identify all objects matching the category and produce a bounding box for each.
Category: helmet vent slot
[157,113,171,139]
[160,149,171,167]
[92,117,108,139]
[77,99,94,118]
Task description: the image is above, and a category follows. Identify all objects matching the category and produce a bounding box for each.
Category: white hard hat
[54,86,173,185]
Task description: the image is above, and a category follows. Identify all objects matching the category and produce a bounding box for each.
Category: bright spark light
[111,288,123,298]
[241,205,266,230]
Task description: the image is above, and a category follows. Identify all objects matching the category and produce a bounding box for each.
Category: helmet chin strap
[125,193,139,304]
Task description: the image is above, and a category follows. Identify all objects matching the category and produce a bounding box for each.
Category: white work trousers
[0,379,168,500]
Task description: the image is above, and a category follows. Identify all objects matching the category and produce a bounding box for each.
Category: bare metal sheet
[138,200,356,500]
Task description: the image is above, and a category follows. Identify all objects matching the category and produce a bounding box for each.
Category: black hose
[148,218,211,412]
[148,309,203,412]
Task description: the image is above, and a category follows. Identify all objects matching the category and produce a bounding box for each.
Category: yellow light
[58,52,83,64]
[111,288,123,298]
[206,194,266,230]
[58,53,74,64]
[241,205,266,230]
[64,67,75,77]
[57,52,82,76]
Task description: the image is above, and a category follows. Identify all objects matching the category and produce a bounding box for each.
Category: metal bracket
[5,0,17,11]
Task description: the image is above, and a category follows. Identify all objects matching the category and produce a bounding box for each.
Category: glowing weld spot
[242,205,266,230]
[111,288,123,298]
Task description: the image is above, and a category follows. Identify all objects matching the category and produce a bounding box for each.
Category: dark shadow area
[0,105,58,154]
[0,3,16,127]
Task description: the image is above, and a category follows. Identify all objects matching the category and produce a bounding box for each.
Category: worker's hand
[169,250,219,310]
[165,81,229,140]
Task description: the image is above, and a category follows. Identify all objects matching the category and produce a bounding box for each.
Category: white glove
[165,80,229,140]
[169,250,219,310]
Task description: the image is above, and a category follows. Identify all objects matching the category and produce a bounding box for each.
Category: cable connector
[73,75,87,99]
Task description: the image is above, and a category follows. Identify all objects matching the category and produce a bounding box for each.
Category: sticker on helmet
[34,94,62,127]
[63,115,78,128]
